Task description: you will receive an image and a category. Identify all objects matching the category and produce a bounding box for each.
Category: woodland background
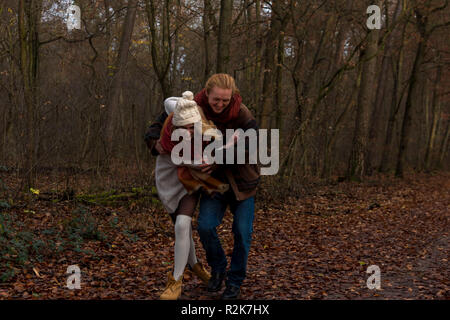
[0,0,449,184]
[0,0,449,300]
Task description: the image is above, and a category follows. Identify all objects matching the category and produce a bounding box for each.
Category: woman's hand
[184,162,216,174]
[198,163,215,174]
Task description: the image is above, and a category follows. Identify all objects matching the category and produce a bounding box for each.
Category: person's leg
[226,196,255,288]
[173,215,192,281]
[161,193,199,300]
[187,220,211,285]
[172,193,199,281]
[187,222,198,268]
[197,192,228,274]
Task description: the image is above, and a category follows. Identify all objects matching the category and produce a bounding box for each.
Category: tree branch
[429,20,450,35]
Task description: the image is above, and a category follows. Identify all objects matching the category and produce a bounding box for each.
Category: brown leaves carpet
[0,173,448,300]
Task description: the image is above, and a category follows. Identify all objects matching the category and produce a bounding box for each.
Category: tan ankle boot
[160,272,182,300]
[191,262,211,285]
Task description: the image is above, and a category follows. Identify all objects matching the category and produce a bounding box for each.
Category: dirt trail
[0,173,448,299]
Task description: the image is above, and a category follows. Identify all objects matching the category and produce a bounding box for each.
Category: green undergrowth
[0,205,106,283]
[75,186,160,208]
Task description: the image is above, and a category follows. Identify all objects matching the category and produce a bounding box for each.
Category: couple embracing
[144,74,260,300]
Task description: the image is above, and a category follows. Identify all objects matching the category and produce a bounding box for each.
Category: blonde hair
[205,73,240,95]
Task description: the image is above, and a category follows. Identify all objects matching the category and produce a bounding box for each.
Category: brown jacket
[212,104,260,201]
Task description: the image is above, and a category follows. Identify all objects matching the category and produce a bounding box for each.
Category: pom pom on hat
[172,91,202,126]
[182,91,194,100]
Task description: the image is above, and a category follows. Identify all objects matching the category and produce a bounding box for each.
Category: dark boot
[207,271,226,292]
[221,284,240,300]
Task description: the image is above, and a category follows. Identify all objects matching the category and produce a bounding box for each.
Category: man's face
[206,87,232,114]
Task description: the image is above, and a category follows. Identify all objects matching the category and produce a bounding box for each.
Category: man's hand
[155,140,168,155]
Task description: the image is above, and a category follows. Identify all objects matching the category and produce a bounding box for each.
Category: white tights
[173,214,198,281]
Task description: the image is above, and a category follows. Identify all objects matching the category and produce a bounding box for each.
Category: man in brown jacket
[145,74,259,299]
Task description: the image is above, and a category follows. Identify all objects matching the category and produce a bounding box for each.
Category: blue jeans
[197,190,255,287]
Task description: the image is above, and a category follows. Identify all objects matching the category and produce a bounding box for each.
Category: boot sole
[221,293,240,300]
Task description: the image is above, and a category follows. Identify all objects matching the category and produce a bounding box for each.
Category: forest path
[0,173,448,300]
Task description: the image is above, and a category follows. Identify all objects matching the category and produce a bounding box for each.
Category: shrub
[65,205,106,242]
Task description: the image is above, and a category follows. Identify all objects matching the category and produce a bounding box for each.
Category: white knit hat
[172,91,202,126]
[164,97,179,114]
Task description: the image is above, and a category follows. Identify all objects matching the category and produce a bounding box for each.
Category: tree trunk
[203,0,213,82]
[438,121,449,168]
[104,0,112,67]
[146,0,172,99]
[216,0,233,73]
[380,16,407,173]
[253,0,263,115]
[170,0,181,90]
[260,0,282,129]
[274,13,289,130]
[367,0,402,174]
[18,0,42,187]
[424,66,442,170]
[105,0,138,160]
[396,11,428,177]
[347,25,379,180]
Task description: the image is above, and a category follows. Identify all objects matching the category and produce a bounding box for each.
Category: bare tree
[216,0,233,73]
[18,0,43,186]
[105,0,138,160]
[145,0,173,98]
[347,1,381,180]
[396,0,450,177]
